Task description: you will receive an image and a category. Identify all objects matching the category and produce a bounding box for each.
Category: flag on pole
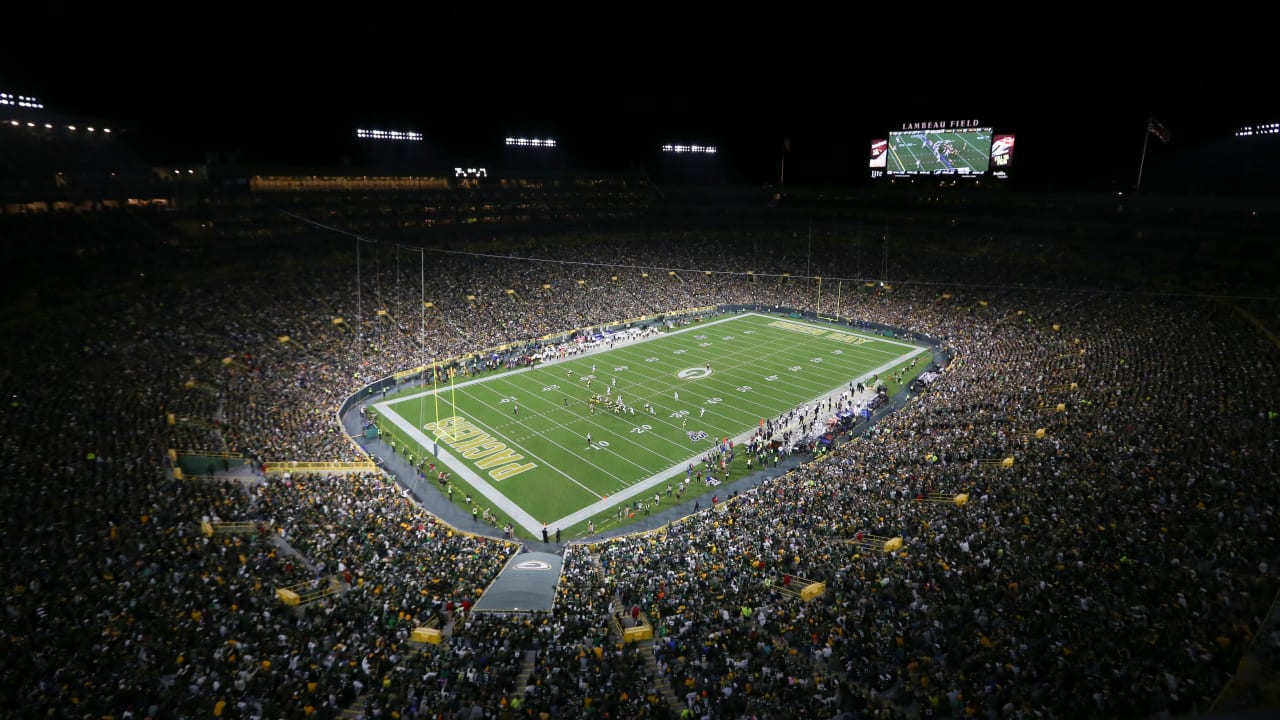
[783,138,791,152]
[1147,115,1171,144]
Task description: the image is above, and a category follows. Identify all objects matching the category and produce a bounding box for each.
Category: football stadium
[3,42,1280,720]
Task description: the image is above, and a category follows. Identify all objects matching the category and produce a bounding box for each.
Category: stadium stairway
[339,693,368,719]
[512,649,539,694]
[266,531,322,575]
[637,639,684,710]
[339,624,443,719]
[603,582,682,709]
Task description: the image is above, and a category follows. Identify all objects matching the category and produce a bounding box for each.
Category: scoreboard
[870,119,1016,180]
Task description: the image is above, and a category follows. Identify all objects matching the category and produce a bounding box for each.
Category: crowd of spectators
[584,291,1280,718]
[1,210,1277,719]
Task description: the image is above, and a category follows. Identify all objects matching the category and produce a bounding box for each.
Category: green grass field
[371,312,930,539]
[887,130,991,174]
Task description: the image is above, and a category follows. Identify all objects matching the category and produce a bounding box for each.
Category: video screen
[869,139,887,168]
[990,134,1015,179]
[886,127,992,175]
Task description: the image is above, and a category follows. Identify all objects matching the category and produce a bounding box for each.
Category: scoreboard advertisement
[990,134,1016,179]
[869,138,887,178]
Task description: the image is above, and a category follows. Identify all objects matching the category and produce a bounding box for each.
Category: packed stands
[1,150,1278,719]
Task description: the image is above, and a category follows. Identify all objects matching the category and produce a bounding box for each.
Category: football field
[372,312,929,537]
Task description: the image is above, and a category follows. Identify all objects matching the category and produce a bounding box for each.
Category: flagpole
[1136,115,1152,192]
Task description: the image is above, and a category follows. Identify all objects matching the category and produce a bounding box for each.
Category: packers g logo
[515,560,551,570]
[677,367,712,380]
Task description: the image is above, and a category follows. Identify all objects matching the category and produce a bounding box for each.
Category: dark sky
[4,8,1277,189]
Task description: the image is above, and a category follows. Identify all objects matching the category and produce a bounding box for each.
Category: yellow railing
[845,534,905,554]
[772,576,827,602]
[250,175,452,192]
[978,456,1016,468]
[275,574,345,606]
[262,461,378,475]
[200,520,259,537]
[611,608,654,642]
[176,450,244,460]
[411,626,444,644]
[411,615,444,644]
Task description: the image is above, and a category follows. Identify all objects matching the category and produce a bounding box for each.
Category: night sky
[4,8,1277,190]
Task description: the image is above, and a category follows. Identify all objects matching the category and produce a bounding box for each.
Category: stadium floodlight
[505,137,557,148]
[454,167,488,178]
[7,120,17,126]
[67,125,76,130]
[356,128,424,142]
[662,143,717,154]
[1235,122,1280,137]
[0,92,44,109]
